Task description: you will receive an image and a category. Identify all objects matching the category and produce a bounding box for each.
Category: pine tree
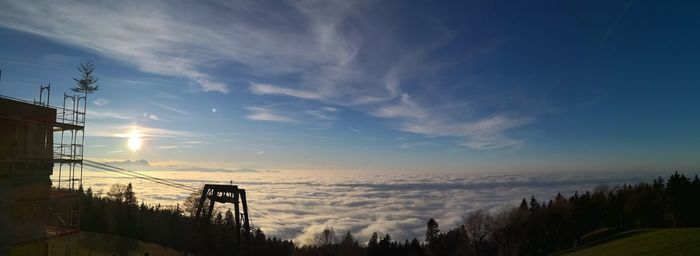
[124,183,137,205]
[519,198,529,212]
[379,233,393,248]
[409,238,423,256]
[340,231,356,246]
[85,187,93,198]
[224,209,235,229]
[316,226,336,245]
[529,196,540,213]
[339,231,361,256]
[367,232,380,256]
[426,218,439,244]
[214,212,223,225]
[72,61,99,94]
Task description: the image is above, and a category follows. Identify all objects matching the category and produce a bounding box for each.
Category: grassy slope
[79,231,181,256]
[562,228,700,256]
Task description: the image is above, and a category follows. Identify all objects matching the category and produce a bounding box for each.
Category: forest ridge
[72,172,700,255]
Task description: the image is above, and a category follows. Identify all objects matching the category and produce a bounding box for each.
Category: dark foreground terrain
[561,228,700,256]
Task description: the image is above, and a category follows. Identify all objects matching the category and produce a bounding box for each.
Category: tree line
[76,172,700,255]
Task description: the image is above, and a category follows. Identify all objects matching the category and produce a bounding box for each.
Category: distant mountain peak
[174,166,266,173]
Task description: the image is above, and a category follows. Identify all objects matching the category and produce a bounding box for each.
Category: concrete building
[0,96,83,255]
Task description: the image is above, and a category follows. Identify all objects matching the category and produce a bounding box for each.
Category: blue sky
[0,0,698,173]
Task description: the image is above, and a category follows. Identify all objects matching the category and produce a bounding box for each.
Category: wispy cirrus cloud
[156,145,192,150]
[179,140,208,145]
[306,106,338,120]
[400,115,533,150]
[89,124,197,139]
[0,0,374,94]
[399,141,440,149]
[90,109,172,123]
[93,98,110,106]
[0,1,231,92]
[250,83,326,101]
[245,107,297,123]
[143,112,170,122]
[151,102,190,116]
[89,110,132,121]
[0,0,532,149]
[0,0,410,102]
[372,94,428,119]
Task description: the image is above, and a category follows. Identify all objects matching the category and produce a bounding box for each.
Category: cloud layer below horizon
[71,169,675,244]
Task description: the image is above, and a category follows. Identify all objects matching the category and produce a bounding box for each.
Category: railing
[56,109,85,127]
[0,94,85,127]
[56,93,85,128]
[53,144,84,161]
[48,189,81,233]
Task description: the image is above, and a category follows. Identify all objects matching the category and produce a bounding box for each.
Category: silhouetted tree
[379,233,393,247]
[426,218,439,244]
[408,238,424,256]
[214,212,223,225]
[72,61,99,94]
[315,226,337,246]
[465,209,493,253]
[224,209,235,228]
[367,232,380,256]
[338,231,363,256]
[124,183,137,206]
[107,183,128,202]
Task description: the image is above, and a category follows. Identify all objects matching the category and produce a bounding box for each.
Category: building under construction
[1,85,254,255]
[0,88,86,255]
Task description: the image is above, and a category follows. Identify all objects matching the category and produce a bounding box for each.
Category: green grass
[561,228,700,256]
[78,231,181,256]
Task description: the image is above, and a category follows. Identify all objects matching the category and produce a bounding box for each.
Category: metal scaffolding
[48,87,86,256]
[53,92,86,191]
[31,84,87,256]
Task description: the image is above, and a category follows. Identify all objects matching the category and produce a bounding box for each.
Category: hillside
[79,231,180,256]
[562,228,700,256]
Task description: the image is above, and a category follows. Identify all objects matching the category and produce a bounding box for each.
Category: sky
[1,0,699,173]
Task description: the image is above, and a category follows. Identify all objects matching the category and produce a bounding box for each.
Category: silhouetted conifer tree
[72,61,99,94]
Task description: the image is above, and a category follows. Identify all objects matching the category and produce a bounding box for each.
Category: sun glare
[127,134,142,152]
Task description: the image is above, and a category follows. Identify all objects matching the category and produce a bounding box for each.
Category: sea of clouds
[58,169,681,243]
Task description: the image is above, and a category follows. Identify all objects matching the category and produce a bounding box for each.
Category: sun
[127,134,142,152]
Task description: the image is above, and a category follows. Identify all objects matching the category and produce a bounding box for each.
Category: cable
[84,160,198,190]
[247,209,305,234]
[83,162,194,191]
[83,160,197,192]
[83,162,196,192]
[81,159,310,235]
[83,165,193,193]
